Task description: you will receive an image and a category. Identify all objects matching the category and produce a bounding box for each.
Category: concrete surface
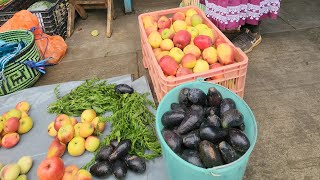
[35,0,320,179]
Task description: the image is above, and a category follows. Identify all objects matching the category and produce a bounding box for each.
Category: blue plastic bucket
[156,79,258,180]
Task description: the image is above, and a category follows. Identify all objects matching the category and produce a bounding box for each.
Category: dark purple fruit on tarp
[228,129,250,153]
[207,87,222,107]
[96,145,114,161]
[124,154,146,173]
[115,84,134,94]
[179,88,191,106]
[182,130,201,149]
[177,112,202,135]
[162,129,182,153]
[112,160,127,179]
[200,114,221,129]
[161,110,185,128]
[181,149,204,168]
[90,161,112,177]
[219,141,240,164]
[221,109,244,129]
[110,139,119,148]
[199,140,223,168]
[220,98,236,116]
[199,127,228,144]
[109,140,132,161]
[188,88,207,106]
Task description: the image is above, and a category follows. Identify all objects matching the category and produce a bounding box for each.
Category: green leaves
[101,92,161,160]
[48,78,161,170]
[48,79,120,116]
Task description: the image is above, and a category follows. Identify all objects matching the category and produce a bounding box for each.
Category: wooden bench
[68,0,114,38]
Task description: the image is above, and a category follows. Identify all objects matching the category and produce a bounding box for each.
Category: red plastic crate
[138,6,248,102]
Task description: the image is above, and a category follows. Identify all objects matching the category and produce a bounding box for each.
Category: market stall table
[0,75,168,180]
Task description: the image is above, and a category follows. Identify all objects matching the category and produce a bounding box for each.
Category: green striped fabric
[0,30,41,96]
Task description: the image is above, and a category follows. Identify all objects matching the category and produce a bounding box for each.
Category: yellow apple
[15,101,30,113]
[202,47,218,64]
[74,123,82,137]
[199,28,216,41]
[48,122,57,137]
[18,117,33,134]
[148,31,162,49]
[186,9,198,17]
[62,165,79,180]
[85,136,100,152]
[91,117,105,133]
[0,164,21,180]
[173,20,187,32]
[1,112,8,122]
[193,59,210,73]
[187,26,199,39]
[58,124,74,144]
[169,47,185,63]
[17,156,33,174]
[81,109,96,123]
[79,122,94,138]
[16,174,27,180]
[160,39,174,51]
[195,24,209,32]
[74,169,92,180]
[68,137,85,156]
[6,109,21,120]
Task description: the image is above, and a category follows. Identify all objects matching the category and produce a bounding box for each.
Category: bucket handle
[210,172,221,177]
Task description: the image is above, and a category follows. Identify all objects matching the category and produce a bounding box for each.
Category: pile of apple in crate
[143,8,235,78]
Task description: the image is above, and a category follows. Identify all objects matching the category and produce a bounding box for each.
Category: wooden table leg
[67,3,75,37]
[106,0,113,37]
[70,0,88,19]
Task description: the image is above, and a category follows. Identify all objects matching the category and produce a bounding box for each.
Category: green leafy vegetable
[48,79,161,170]
[48,79,121,116]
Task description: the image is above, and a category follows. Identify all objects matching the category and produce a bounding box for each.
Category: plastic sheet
[0,74,168,180]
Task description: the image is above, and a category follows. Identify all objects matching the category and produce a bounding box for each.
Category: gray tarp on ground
[0,75,168,180]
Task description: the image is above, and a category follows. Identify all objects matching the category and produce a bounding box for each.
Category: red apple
[47,138,66,158]
[173,30,191,49]
[172,12,185,22]
[176,66,193,77]
[37,157,65,180]
[4,117,19,133]
[159,55,179,76]
[181,53,197,69]
[210,63,224,80]
[193,35,213,51]
[54,114,71,131]
[158,16,171,29]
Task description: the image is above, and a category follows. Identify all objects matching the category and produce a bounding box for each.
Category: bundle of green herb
[48,79,121,116]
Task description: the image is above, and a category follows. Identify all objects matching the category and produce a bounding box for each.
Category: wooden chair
[68,0,114,38]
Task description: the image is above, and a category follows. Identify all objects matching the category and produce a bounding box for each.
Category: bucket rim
[155,79,258,175]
